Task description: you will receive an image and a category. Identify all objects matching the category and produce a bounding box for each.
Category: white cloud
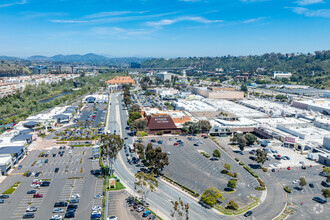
[90,27,152,39]
[0,0,27,8]
[242,17,267,23]
[147,16,223,28]
[295,0,324,6]
[290,7,330,18]
[84,11,146,19]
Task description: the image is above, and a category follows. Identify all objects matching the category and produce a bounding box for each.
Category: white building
[292,99,330,115]
[155,72,172,81]
[273,71,292,79]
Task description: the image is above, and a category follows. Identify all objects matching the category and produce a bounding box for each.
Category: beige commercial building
[192,87,244,100]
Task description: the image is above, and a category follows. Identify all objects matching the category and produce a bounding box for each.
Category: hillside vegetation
[142,51,330,89]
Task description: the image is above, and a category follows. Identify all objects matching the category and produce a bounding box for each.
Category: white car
[71,194,80,198]
[292,180,300,184]
[26,206,37,212]
[92,210,101,215]
[273,163,279,167]
[53,208,64,213]
[92,206,102,211]
[31,184,40,188]
[51,215,63,220]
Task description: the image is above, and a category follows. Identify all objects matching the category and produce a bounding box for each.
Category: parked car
[71,194,80,199]
[91,211,101,218]
[321,181,330,187]
[35,172,41,177]
[0,195,9,199]
[309,183,314,188]
[53,208,64,213]
[54,202,68,207]
[67,204,78,210]
[40,181,50,187]
[18,165,22,170]
[22,213,35,219]
[137,206,145,212]
[148,215,156,220]
[244,211,252,217]
[142,210,151,217]
[50,215,63,220]
[27,190,36,194]
[173,143,179,146]
[64,211,75,218]
[194,143,199,146]
[70,199,79,204]
[107,216,117,220]
[287,166,291,170]
[55,168,59,173]
[33,194,43,198]
[0,199,4,204]
[312,196,326,204]
[26,206,37,212]
[320,172,328,177]
[272,168,276,172]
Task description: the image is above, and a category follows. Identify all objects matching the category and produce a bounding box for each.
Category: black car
[55,168,59,173]
[244,211,252,217]
[0,195,9,199]
[54,202,68,207]
[0,199,4,204]
[26,172,32,177]
[65,211,75,218]
[35,172,40,177]
[53,153,56,157]
[27,190,36,194]
[18,165,22,170]
[321,181,330,187]
[66,208,76,213]
[309,183,314,188]
[44,159,48,163]
[69,199,79,204]
[312,197,326,204]
[22,213,35,219]
[40,181,50,187]
[67,204,78,210]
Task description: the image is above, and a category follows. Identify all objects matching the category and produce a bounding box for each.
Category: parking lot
[0,146,103,220]
[138,135,261,207]
[76,103,106,128]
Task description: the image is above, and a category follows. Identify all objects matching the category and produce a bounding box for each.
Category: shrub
[233,172,238,178]
[226,200,239,211]
[221,169,229,174]
[262,167,268,172]
[224,163,231,170]
[257,178,265,187]
[284,186,291,193]
[201,152,211,158]
[243,165,259,178]
[255,187,266,191]
[155,131,164,136]
[239,162,244,166]
[227,179,236,189]
[235,158,239,162]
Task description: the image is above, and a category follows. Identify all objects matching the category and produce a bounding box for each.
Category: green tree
[224,163,231,171]
[128,111,141,124]
[237,136,246,151]
[130,119,147,131]
[134,172,158,202]
[327,174,330,183]
[322,167,330,174]
[241,84,248,92]
[226,200,239,211]
[227,180,236,189]
[322,189,330,201]
[198,120,212,133]
[201,187,223,207]
[130,104,141,113]
[170,197,189,220]
[244,133,257,146]
[299,177,307,188]
[145,146,169,173]
[100,134,124,175]
[212,149,221,158]
[255,149,267,166]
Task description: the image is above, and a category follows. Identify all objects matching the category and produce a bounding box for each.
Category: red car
[277,155,281,158]
[173,143,179,146]
[287,166,291,170]
[201,134,205,137]
[33,194,43,198]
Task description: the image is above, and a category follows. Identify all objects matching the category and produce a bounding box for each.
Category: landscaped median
[160,174,200,198]
[2,182,20,194]
[214,196,260,215]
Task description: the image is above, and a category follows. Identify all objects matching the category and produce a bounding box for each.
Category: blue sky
[0,0,329,57]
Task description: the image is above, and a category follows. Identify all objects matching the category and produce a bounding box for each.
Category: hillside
[142,51,330,89]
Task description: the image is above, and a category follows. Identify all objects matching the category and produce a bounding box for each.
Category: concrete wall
[192,87,244,100]
[292,101,309,110]
[323,136,330,150]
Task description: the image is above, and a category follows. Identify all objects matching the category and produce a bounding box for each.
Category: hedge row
[243,166,259,178]
[200,152,210,158]
[254,187,266,191]
[284,186,292,193]
[257,178,265,187]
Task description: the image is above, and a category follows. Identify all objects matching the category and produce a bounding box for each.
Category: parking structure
[0,146,103,220]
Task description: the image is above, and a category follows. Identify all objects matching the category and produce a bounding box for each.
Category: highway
[107,91,229,220]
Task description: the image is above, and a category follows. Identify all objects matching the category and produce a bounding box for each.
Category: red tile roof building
[105,76,135,85]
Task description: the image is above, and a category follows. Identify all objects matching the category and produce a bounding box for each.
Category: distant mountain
[26,53,149,65]
[0,56,22,61]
